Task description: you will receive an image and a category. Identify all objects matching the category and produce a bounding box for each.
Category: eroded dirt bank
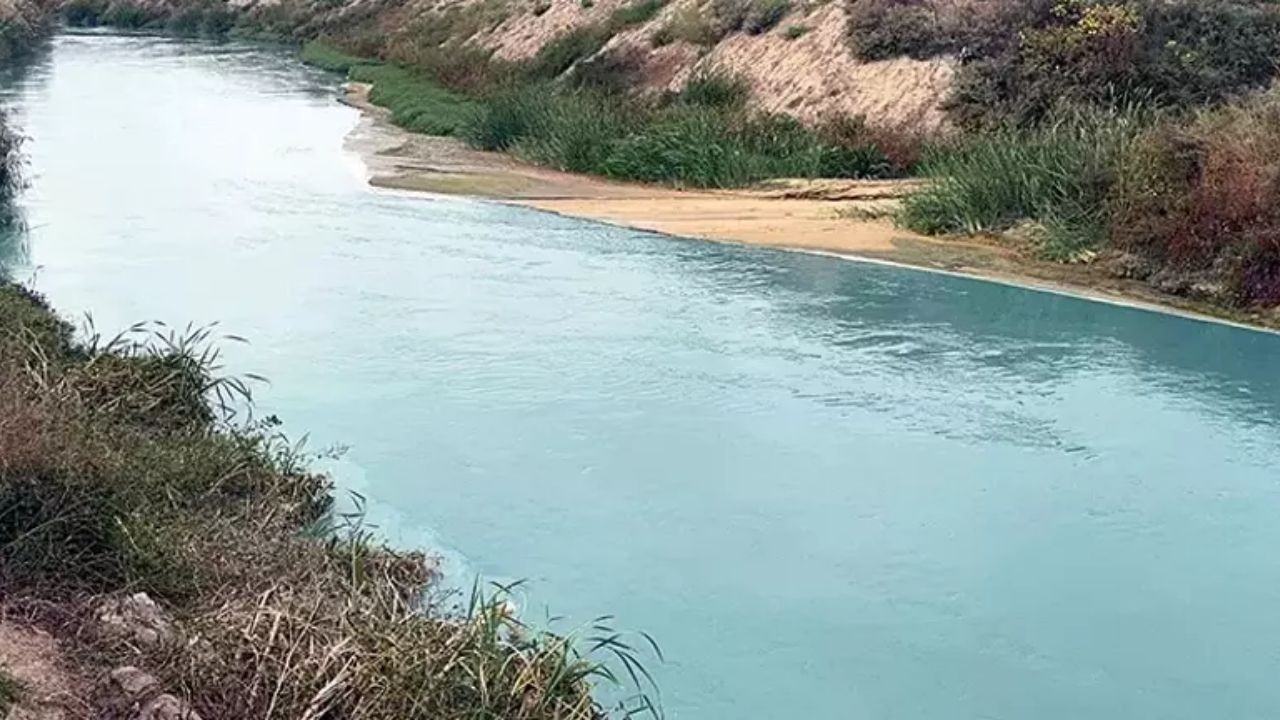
[343,83,1280,333]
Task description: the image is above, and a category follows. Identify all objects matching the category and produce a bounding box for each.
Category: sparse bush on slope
[848,0,1280,128]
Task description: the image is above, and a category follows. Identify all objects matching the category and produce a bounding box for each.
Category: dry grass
[0,283,662,718]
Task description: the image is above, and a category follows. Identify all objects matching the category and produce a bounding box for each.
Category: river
[5,32,1280,720]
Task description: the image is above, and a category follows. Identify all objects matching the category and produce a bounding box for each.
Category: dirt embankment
[343,82,1280,331]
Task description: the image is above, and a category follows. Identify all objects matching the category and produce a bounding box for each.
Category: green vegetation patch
[464,76,892,187]
[351,64,479,135]
[900,106,1147,260]
[300,39,377,74]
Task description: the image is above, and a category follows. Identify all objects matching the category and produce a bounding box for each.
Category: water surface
[5,32,1280,720]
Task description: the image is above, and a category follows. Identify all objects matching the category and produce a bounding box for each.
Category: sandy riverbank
[341,83,1280,333]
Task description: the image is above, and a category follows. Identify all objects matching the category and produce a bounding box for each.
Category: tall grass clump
[512,91,640,173]
[900,105,1150,259]
[463,73,892,187]
[676,69,750,109]
[0,282,663,717]
[462,83,552,151]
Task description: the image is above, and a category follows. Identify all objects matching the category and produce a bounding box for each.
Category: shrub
[513,91,639,172]
[783,24,808,39]
[462,83,552,150]
[524,24,615,79]
[609,0,666,26]
[100,2,161,28]
[886,0,1280,129]
[744,0,790,34]
[656,5,718,45]
[846,0,951,60]
[568,48,644,93]
[300,39,374,74]
[677,69,750,108]
[166,1,238,38]
[1110,93,1280,305]
[63,0,109,26]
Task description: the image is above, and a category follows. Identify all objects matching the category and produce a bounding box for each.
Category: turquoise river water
[4,32,1280,719]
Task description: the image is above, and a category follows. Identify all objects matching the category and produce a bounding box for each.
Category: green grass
[350,64,478,135]
[899,106,1149,259]
[464,81,891,187]
[300,39,376,74]
[301,42,477,136]
[677,69,750,109]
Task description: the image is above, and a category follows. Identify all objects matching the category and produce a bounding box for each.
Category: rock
[109,666,159,699]
[136,694,203,720]
[97,593,174,648]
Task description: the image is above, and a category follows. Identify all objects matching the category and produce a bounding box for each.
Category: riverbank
[0,279,659,718]
[343,82,1280,333]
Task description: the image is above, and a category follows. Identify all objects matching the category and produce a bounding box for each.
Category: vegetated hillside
[61,0,1280,314]
[66,0,958,132]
